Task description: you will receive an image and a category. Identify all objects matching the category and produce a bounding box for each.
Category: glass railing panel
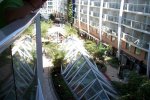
[12,29,37,99]
[122,32,149,50]
[108,3,120,9]
[0,48,16,100]
[102,26,118,36]
[125,3,150,14]
[94,2,100,7]
[93,13,99,17]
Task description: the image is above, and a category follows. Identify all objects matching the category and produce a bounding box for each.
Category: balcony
[91,1,100,7]
[103,2,120,10]
[81,1,88,5]
[102,26,117,37]
[103,14,119,23]
[81,18,87,23]
[122,32,149,50]
[93,12,99,17]
[90,21,98,28]
[0,11,44,100]
[124,3,150,14]
[122,18,150,33]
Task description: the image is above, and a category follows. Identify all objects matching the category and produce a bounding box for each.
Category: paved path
[43,54,58,100]
[105,63,123,82]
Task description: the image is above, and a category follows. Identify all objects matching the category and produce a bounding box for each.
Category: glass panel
[102,84,115,94]
[92,80,102,92]
[67,62,89,83]
[65,56,85,80]
[0,48,16,100]
[12,31,37,99]
[99,91,108,100]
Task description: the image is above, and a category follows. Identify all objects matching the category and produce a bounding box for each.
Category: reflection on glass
[12,35,37,99]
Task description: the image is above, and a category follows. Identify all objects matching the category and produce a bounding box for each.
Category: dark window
[135,48,141,55]
[144,52,148,60]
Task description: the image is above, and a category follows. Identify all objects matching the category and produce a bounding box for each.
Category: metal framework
[61,37,117,100]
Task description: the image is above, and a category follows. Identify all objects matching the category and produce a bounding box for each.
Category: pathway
[105,62,123,82]
[42,54,58,100]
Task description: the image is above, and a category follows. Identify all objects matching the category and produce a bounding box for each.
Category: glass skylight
[61,37,118,100]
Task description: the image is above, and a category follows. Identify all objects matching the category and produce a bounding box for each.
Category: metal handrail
[0,11,45,100]
[0,12,39,54]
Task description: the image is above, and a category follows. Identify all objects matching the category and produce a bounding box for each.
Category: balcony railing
[124,3,150,14]
[122,32,149,50]
[103,2,120,9]
[0,11,44,100]
[81,18,87,23]
[81,1,88,5]
[122,18,150,32]
[93,12,99,17]
[90,21,98,28]
[103,14,119,23]
[102,26,117,37]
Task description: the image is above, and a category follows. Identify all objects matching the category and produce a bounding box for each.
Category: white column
[99,0,104,41]
[117,0,124,60]
[147,43,150,78]
[78,0,81,29]
[35,14,44,88]
[87,0,90,34]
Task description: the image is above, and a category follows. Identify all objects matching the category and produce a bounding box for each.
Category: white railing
[124,3,150,14]
[122,32,149,50]
[102,14,119,23]
[103,2,120,9]
[102,26,117,37]
[122,18,150,32]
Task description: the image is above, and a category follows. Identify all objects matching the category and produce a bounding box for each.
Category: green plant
[67,0,73,23]
[52,67,75,100]
[84,40,97,55]
[49,14,55,21]
[43,42,59,59]
[113,72,150,100]
[64,24,77,37]
[52,50,65,69]
[41,20,53,38]
[23,24,34,36]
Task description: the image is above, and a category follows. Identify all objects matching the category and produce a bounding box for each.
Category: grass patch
[51,67,75,100]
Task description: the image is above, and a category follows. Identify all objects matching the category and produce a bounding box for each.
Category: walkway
[105,62,123,82]
[43,54,58,100]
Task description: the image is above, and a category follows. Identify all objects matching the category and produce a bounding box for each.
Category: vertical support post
[117,0,124,60]
[87,0,90,34]
[78,0,81,30]
[35,13,44,87]
[147,43,150,78]
[99,0,104,41]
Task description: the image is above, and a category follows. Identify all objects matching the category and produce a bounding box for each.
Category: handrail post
[35,13,44,88]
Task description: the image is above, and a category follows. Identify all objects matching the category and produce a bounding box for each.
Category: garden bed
[51,67,75,100]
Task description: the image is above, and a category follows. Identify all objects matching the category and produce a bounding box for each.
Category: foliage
[67,0,73,23]
[23,24,34,36]
[49,14,55,21]
[105,56,119,68]
[84,40,111,61]
[52,67,75,100]
[113,72,150,100]
[52,50,65,69]
[41,20,53,38]
[64,24,77,37]
[84,40,97,55]
[43,42,59,59]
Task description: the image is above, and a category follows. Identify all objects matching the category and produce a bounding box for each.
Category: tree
[67,0,73,24]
